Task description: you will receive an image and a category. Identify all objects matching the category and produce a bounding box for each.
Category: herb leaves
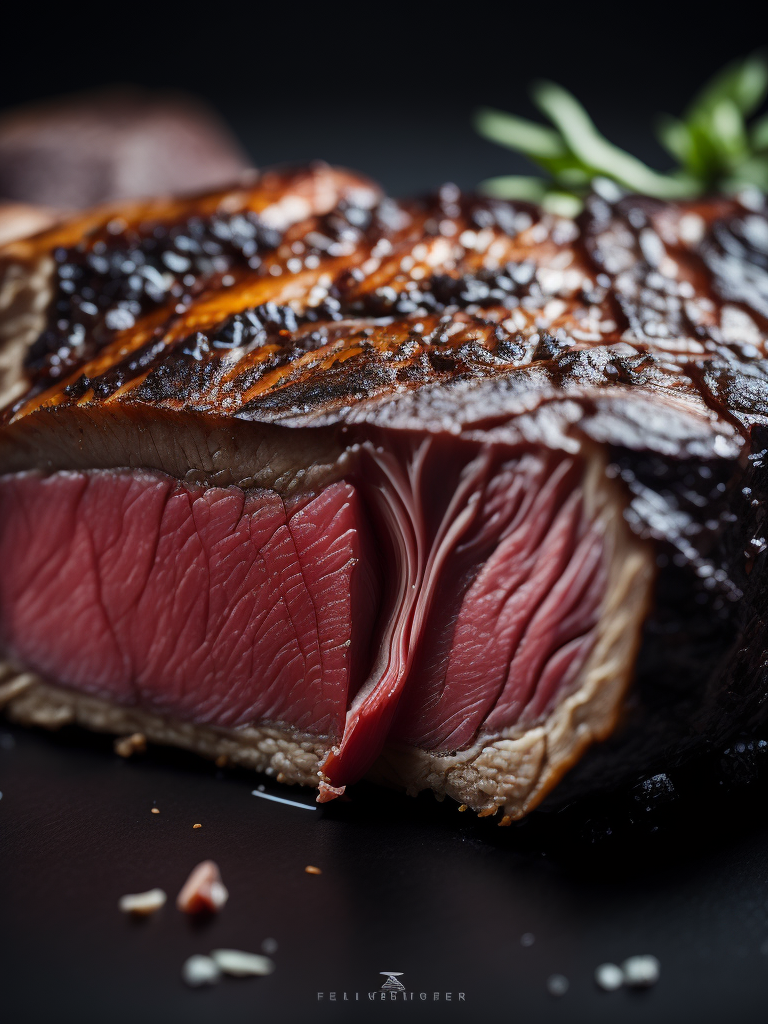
[475,52,768,212]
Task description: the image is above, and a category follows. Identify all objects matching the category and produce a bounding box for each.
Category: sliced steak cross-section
[0,165,765,820]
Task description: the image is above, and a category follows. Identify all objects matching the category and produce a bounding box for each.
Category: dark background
[1,2,762,196]
[3,5,768,1024]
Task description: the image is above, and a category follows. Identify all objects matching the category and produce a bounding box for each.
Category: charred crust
[2,177,764,442]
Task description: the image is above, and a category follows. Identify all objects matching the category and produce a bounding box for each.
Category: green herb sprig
[474,52,768,215]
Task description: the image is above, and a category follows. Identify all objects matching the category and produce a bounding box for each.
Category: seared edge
[0,669,329,787]
[0,409,346,494]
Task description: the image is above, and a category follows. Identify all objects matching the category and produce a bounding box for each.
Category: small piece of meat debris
[151,807,160,814]
[182,955,221,988]
[595,963,624,991]
[177,860,229,914]
[304,865,322,875]
[317,781,345,803]
[118,888,167,916]
[621,955,660,988]
[193,823,202,829]
[547,975,569,997]
[210,949,276,977]
[261,938,278,955]
[114,732,147,757]
[520,933,535,947]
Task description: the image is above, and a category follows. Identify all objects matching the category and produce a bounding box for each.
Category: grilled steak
[0,164,765,821]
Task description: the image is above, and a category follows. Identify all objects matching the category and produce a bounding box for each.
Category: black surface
[1,4,764,196]
[4,721,768,1024]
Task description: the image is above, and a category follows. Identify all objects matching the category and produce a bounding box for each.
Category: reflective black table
[3,720,768,1024]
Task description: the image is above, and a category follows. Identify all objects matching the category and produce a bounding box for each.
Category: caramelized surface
[3,167,764,444]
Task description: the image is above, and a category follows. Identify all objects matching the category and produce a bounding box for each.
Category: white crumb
[622,955,660,988]
[182,955,221,987]
[210,949,276,977]
[595,962,624,991]
[118,888,167,916]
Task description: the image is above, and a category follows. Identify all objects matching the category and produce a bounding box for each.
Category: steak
[0,87,251,208]
[0,164,765,821]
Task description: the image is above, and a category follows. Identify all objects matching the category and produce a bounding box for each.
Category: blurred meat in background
[0,87,253,243]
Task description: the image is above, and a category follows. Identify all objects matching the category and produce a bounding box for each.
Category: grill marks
[3,164,383,409]
[8,180,768,437]
[4,177,628,425]
[27,206,282,386]
[583,192,768,369]
[3,175,768,437]
[579,191,768,436]
[130,314,540,419]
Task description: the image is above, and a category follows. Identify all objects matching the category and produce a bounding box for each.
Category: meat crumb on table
[177,860,229,914]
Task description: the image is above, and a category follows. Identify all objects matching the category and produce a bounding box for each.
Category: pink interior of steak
[0,471,379,736]
[0,437,608,790]
[319,437,605,787]
[390,451,604,750]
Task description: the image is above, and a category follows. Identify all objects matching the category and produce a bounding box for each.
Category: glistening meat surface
[0,164,765,819]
